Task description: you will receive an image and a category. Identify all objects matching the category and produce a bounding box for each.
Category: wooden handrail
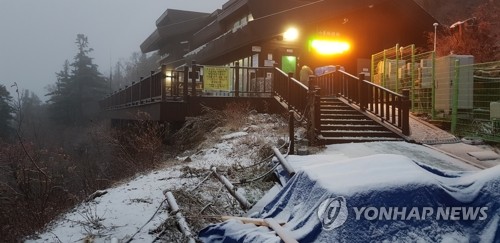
[316,69,410,136]
[273,67,309,118]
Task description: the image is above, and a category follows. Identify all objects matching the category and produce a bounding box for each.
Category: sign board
[264,60,275,67]
[203,66,231,91]
[252,46,262,52]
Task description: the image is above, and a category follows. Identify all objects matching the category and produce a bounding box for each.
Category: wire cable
[252,0,325,22]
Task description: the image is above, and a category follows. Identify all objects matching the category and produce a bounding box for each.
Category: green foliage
[48,34,108,125]
[0,84,13,140]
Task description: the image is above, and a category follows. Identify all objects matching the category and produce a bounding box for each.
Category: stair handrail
[273,68,309,119]
[315,68,410,136]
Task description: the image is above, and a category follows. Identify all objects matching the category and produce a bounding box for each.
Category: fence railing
[452,61,500,142]
[99,62,274,110]
[316,68,410,135]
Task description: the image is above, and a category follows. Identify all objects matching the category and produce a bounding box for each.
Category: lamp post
[433,23,438,52]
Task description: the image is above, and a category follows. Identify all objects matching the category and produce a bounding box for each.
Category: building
[140,0,440,76]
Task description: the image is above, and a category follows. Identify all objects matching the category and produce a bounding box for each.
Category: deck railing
[99,62,274,110]
[100,62,410,137]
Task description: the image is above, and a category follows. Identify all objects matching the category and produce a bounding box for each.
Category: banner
[203,66,230,92]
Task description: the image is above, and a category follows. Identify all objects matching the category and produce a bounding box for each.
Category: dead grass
[152,108,287,241]
[172,102,254,150]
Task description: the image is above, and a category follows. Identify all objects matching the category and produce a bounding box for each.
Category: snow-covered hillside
[25,112,499,242]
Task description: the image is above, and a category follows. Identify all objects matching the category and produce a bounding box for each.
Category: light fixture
[311,39,350,55]
[165,70,172,86]
[283,27,299,41]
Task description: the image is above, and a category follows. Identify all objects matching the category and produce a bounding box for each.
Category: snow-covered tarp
[199,154,500,242]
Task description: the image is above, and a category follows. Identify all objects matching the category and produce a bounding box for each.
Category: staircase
[318,97,403,144]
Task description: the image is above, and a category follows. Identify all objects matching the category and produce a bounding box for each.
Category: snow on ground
[26,113,288,243]
[25,112,499,243]
[408,113,500,169]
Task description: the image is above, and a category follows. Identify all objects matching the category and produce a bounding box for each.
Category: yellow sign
[204,66,231,91]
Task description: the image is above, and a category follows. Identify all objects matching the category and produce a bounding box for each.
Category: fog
[0,0,226,101]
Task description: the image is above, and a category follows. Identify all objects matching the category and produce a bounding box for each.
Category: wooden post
[164,191,196,243]
[183,66,189,99]
[287,73,293,108]
[402,89,410,136]
[289,110,295,155]
[314,88,321,135]
[335,65,342,95]
[358,73,366,110]
[171,71,175,97]
[220,216,287,226]
[308,75,316,91]
[235,62,240,97]
[161,64,167,101]
[264,218,299,243]
[190,61,199,96]
[138,76,142,104]
[130,82,134,104]
[150,71,154,101]
[211,167,252,210]
[272,146,295,177]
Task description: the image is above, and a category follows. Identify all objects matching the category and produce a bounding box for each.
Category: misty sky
[0,0,227,101]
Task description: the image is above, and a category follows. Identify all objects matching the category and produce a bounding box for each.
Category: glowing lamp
[283,27,299,41]
[311,39,350,55]
[165,70,172,86]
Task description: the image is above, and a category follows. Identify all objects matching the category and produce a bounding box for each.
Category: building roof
[184,0,438,63]
[140,9,215,53]
[142,0,445,65]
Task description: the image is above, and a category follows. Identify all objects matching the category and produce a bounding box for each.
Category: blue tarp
[199,154,500,242]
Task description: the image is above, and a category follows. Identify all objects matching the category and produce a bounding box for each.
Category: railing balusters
[100,63,409,136]
[314,69,409,135]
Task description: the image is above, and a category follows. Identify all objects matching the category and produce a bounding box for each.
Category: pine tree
[0,84,13,140]
[48,60,74,124]
[47,34,107,125]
